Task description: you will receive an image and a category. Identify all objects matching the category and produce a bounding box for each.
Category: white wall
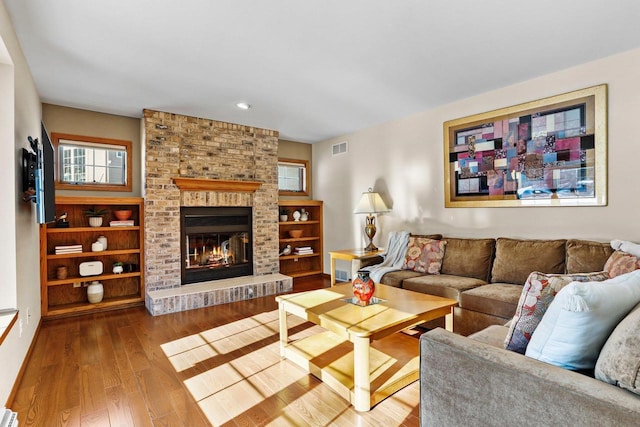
[0,0,42,405]
[314,48,640,275]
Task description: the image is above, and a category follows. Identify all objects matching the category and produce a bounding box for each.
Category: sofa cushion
[440,238,495,281]
[453,307,509,336]
[565,239,613,273]
[459,284,523,318]
[402,274,486,302]
[379,270,423,287]
[469,324,509,348]
[526,269,640,371]
[411,233,443,240]
[595,302,640,395]
[402,237,446,274]
[491,238,566,285]
[604,250,640,278]
[504,271,609,354]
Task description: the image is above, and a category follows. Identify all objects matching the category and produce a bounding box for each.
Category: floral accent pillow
[504,271,609,354]
[604,250,640,278]
[402,238,446,274]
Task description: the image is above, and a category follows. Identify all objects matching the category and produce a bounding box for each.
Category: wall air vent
[332,141,348,156]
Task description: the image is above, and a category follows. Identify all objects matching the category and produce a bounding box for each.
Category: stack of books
[109,220,134,227]
[1,407,18,427]
[294,246,314,255]
[54,244,82,255]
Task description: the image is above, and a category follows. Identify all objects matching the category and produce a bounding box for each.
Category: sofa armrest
[420,328,640,426]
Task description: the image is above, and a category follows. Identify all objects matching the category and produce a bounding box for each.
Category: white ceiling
[5,0,640,143]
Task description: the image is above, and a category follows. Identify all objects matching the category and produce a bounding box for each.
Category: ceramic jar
[56,266,68,280]
[97,235,107,250]
[91,241,104,252]
[352,269,375,305]
[87,281,104,303]
[300,209,309,221]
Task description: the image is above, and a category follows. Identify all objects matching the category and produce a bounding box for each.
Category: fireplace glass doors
[180,207,253,284]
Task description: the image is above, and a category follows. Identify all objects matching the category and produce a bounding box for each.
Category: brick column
[143,110,280,292]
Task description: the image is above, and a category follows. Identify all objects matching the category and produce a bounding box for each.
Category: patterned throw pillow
[504,271,609,354]
[595,302,640,395]
[604,250,640,278]
[402,238,447,274]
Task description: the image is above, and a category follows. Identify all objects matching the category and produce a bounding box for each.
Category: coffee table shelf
[283,329,420,408]
[276,283,457,411]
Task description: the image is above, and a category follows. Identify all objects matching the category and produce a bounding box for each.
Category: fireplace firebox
[180,207,253,284]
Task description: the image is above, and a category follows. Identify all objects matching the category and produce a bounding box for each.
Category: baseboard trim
[5,318,42,407]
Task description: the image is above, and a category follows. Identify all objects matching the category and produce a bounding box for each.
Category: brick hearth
[146,273,292,316]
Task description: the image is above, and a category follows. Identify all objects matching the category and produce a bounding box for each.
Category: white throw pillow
[611,239,640,258]
[525,269,640,370]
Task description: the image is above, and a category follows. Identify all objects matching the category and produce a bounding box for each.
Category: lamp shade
[353,189,390,214]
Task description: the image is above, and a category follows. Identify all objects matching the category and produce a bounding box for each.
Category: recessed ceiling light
[236,102,251,110]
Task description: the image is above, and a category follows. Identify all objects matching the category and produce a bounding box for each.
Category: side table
[328,248,383,286]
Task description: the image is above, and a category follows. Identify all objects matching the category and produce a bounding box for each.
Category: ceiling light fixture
[236,102,251,110]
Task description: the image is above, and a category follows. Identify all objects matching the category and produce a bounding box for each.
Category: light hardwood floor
[11,276,421,426]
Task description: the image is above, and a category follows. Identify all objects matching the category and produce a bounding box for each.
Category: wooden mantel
[172,177,262,193]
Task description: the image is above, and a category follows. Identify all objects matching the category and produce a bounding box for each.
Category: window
[52,133,132,192]
[278,158,309,196]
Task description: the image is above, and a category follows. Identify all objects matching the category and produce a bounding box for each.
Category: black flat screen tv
[27,122,56,224]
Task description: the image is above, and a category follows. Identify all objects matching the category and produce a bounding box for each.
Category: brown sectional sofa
[356,236,613,336]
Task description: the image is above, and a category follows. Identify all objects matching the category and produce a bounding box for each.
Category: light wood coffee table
[276,283,457,411]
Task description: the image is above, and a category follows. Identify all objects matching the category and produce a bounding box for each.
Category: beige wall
[1,0,42,405]
[278,139,313,200]
[41,113,305,200]
[314,48,640,275]
[42,104,142,197]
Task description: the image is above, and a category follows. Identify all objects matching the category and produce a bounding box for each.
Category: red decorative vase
[353,270,375,305]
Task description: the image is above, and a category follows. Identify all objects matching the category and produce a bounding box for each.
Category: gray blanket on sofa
[361,230,409,282]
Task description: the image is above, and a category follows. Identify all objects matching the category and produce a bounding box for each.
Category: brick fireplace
[142,109,292,315]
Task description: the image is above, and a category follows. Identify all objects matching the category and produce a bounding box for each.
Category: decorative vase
[87,281,104,303]
[88,216,103,227]
[97,235,108,250]
[352,270,375,305]
[91,241,104,252]
[56,266,68,280]
[300,209,309,221]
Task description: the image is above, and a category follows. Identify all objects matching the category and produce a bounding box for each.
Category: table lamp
[353,188,390,251]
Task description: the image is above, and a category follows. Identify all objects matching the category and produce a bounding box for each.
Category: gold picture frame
[444,84,607,207]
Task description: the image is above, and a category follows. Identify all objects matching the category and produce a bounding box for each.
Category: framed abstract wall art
[444,84,607,207]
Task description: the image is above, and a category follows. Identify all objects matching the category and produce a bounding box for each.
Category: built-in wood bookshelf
[39,196,145,319]
[278,200,323,278]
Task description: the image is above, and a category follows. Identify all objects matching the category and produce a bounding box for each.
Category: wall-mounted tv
[23,122,56,224]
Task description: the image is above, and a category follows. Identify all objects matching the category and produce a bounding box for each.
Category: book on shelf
[54,244,83,254]
[294,246,314,255]
[55,249,83,255]
[55,244,82,250]
[109,220,134,227]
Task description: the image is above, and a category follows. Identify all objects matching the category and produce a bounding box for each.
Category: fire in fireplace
[180,207,253,284]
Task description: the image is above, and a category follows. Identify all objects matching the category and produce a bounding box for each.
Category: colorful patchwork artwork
[449,104,596,201]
